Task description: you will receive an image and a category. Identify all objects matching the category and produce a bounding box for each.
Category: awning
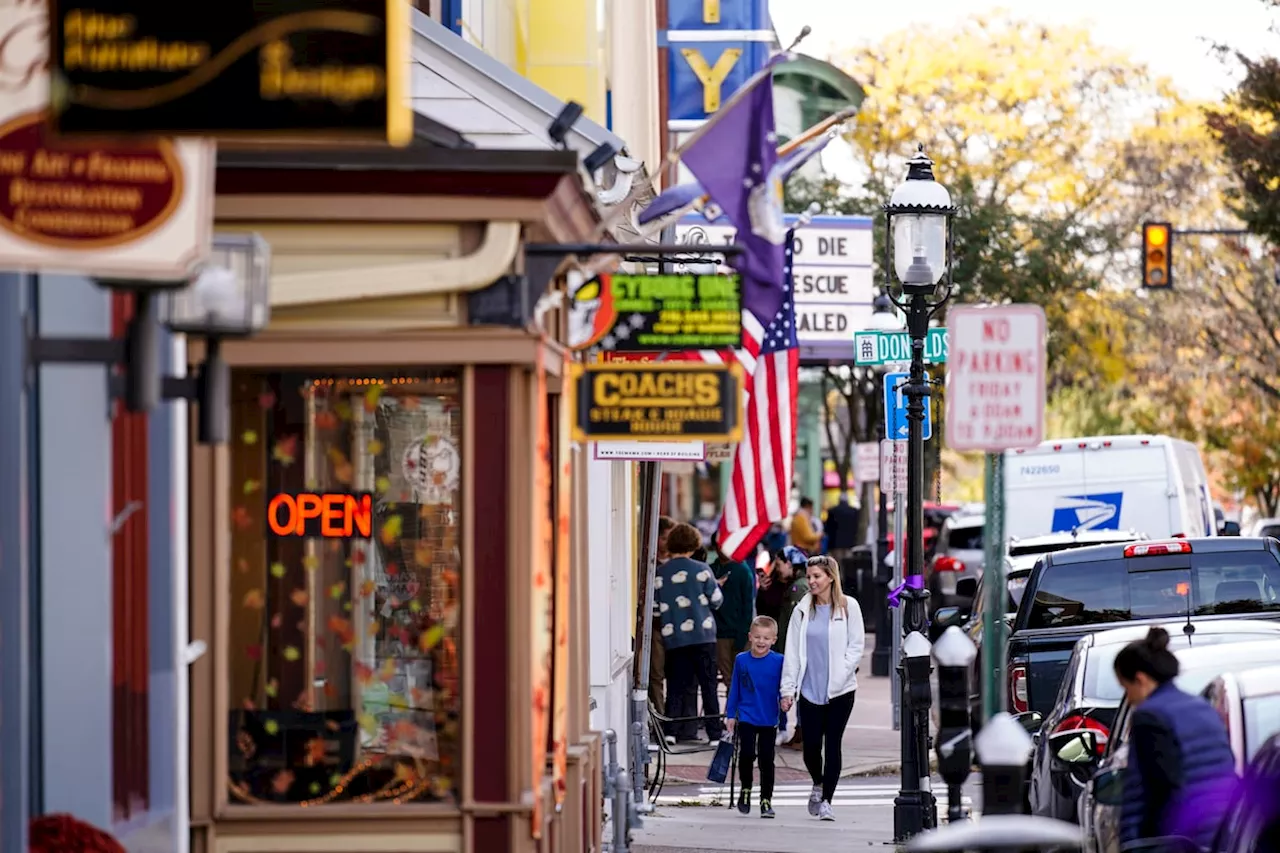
[410,9,657,243]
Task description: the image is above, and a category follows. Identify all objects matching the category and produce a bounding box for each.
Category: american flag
[712,233,799,560]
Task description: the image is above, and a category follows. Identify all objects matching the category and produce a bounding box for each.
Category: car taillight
[1052,715,1110,757]
[1124,540,1192,557]
[935,556,965,572]
[1010,664,1028,713]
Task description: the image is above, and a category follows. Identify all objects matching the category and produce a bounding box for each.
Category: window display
[226,372,462,806]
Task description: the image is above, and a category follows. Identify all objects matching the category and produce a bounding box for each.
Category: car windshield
[1244,694,1280,761]
[1025,550,1280,630]
[1084,634,1280,703]
[1261,525,1280,540]
[949,525,983,551]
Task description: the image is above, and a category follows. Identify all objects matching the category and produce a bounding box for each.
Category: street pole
[872,421,893,677]
[980,452,1007,722]
[894,291,938,840]
[891,494,904,731]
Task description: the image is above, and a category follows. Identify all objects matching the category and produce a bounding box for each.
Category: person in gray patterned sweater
[656,522,725,742]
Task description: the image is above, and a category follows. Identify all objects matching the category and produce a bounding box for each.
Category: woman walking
[779,555,864,821]
[1115,627,1237,849]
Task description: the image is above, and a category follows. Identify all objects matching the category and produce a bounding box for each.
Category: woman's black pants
[797,691,856,802]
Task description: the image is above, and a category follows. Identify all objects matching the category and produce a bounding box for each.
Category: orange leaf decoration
[242,589,265,609]
[359,579,376,598]
[393,757,418,782]
[327,615,355,645]
[333,460,354,486]
[414,543,433,567]
[236,558,250,574]
[367,619,382,637]
[258,391,276,409]
[380,514,403,546]
[272,435,299,466]
[328,581,346,600]
[305,737,327,765]
[363,385,384,413]
[314,410,340,431]
[231,506,252,531]
[270,612,282,629]
[289,588,309,607]
[323,682,337,699]
[270,770,295,795]
[354,661,375,685]
[379,659,397,682]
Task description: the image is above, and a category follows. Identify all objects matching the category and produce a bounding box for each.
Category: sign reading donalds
[567,361,744,443]
[0,1,213,281]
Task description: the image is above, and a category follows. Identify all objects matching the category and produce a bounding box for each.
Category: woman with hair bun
[1114,626,1237,849]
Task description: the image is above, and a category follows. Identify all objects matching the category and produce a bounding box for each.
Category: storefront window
[226,371,462,806]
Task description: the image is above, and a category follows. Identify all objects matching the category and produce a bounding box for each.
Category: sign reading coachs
[47,0,411,146]
[567,361,744,443]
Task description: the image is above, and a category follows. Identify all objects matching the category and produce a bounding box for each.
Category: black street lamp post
[882,145,957,841]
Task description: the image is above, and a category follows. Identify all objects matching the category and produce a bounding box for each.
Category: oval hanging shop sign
[0,110,183,249]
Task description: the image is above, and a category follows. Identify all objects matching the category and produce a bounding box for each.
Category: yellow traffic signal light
[1143,222,1172,288]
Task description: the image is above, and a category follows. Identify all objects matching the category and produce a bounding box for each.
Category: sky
[769,0,1279,180]
[769,0,1276,102]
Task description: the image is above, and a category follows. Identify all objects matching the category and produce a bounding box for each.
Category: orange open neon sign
[266,493,374,538]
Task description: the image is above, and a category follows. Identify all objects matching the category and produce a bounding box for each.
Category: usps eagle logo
[747,164,788,245]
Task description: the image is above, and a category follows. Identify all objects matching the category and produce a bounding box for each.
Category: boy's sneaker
[807,786,822,816]
[760,799,775,819]
[737,789,751,815]
[818,802,835,821]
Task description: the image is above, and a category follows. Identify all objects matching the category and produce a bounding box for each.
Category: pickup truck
[1005,537,1280,719]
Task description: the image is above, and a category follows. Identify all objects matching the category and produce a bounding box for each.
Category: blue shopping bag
[706,737,735,783]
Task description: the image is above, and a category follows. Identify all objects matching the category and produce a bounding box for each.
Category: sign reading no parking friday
[567,361,744,443]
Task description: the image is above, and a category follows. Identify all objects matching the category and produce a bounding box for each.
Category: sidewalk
[661,635,905,784]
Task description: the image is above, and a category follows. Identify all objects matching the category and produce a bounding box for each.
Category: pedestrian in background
[780,555,864,822]
[648,516,675,713]
[726,615,785,819]
[789,497,821,553]
[712,539,756,687]
[1115,627,1238,849]
[656,522,725,743]
[824,495,860,565]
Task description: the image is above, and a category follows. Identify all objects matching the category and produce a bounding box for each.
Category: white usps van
[1003,435,1215,541]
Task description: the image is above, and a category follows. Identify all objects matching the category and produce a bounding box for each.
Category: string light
[227,758,440,807]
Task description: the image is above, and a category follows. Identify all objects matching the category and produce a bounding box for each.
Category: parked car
[926,510,985,615]
[1250,517,1280,539]
[1006,537,1280,721]
[1077,638,1280,853]
[1026,620,1280,824]
[1212,732,1280,853]
[1204,664,1280,775]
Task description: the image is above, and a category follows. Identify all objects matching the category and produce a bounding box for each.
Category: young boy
[725,615,784,817]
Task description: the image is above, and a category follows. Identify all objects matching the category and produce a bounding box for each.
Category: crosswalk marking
[655,783,975,810]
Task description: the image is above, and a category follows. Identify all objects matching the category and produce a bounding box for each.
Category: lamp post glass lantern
[884,145,956,842]
[161,233,272,336]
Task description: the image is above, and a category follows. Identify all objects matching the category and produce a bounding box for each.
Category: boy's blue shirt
[725,650,784,728]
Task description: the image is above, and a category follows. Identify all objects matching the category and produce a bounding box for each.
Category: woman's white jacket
[780,593,865,702]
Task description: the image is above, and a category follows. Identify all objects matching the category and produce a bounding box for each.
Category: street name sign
[879,439,908,495]
[567,361,744,443]
[945,304,1046,452]
[854,441,880,483]
[0,4,213,281]
[854,328,949,367]
[676,212,875,361]
[884,370,933,441]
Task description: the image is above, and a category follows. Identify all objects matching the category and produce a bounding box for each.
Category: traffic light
[1142,222,1172,288]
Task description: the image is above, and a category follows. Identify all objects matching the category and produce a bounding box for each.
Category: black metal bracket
[27,336,200,401]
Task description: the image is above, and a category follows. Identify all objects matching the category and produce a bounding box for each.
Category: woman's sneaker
[737,789,751,814]
[760,799,775,818]
[818,802,835,821]
[807,786,822,816]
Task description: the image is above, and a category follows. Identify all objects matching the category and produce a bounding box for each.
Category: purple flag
[637,181,704,225]
[680,71,787,323]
